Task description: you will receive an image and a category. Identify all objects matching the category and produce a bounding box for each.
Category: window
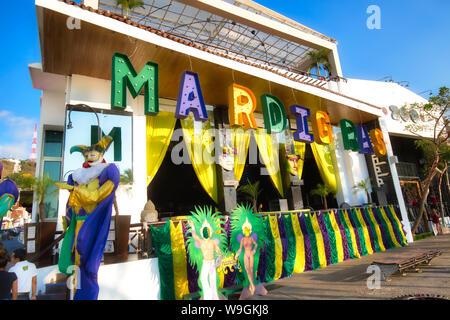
[41,129,63,220]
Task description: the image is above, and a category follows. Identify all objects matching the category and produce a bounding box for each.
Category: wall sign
[110,52,387,154]
[371,154,390,187]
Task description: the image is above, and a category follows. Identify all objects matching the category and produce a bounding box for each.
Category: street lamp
[66,104,102,140]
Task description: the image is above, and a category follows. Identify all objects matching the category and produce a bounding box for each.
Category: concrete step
[37,293,67,300]
[45,283,67,294]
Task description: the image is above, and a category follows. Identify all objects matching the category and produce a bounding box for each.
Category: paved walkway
[249,234,450,300]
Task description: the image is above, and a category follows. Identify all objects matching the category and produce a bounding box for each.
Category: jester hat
[70,135,113,156]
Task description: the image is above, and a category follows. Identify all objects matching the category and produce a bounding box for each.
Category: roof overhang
[35,0,382,124]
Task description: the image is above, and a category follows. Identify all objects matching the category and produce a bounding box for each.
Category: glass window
[43,161,61,219]
[44,131,63,157]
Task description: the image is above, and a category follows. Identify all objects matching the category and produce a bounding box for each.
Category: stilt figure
[56,136,119,300]
[186,206,227,300]
[230,204,267,299]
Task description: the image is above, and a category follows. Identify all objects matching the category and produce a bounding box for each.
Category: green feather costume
[230,204,266,288]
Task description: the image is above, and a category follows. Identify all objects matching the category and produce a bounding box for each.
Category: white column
[379,118,414,243]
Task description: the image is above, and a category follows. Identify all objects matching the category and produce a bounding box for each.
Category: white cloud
[0,110,36,160]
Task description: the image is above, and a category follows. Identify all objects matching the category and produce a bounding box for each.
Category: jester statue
[230,204,268,300]
[186,206,227,300]
[56,136,119,300]
[0,162,19,230]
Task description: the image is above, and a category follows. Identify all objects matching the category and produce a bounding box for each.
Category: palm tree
[116,0,145,18]
[352,178,372,204]
[33,173,58,222]
[237,179,262,213]
[120,168,133,184]
[306,48,332,78]
[310,183,330,209]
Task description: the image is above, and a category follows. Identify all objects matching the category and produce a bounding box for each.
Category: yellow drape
[293,140,306,180]
[290,213,305,273]
[146,112,177,185]
[180,116,219,203]
[269,215,283,280]
[355,208,374,255]
[310,142,338,194]
[388,205,408,244]
[342,210,361,258]
[310,213,327,268]
[328,211,344,263]
[379,207,402,248]
[170,221,189,300]
[231,128,250,184]
[255,129,284,197]
[366,208,386,251]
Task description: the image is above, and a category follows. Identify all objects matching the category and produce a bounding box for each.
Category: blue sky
[0,0,449,159]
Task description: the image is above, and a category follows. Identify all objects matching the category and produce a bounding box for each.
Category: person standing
[8,248,37,300]
[0,251,17,300]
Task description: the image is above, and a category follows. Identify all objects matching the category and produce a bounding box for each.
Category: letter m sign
[111,52,159,115]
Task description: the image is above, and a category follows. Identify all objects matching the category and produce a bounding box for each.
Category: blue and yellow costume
[0,163,19,230]
[57,136,120,300]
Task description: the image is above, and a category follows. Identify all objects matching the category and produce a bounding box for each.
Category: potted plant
[352,178,372,204]
[310,183,331,210]
[33,173,58,222]
[237,179,262,213]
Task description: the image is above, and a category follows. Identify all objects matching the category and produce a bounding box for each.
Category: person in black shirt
[0,251,17,300]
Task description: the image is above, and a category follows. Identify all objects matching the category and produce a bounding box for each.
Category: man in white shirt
[9,248,37,300]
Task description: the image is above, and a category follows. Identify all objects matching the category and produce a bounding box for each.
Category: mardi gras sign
[110,53,387,156]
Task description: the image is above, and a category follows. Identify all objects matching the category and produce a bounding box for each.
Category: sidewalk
[250,234,450,300]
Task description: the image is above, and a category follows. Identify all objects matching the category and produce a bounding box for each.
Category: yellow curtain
[293,140,306,180]
[255,129,284,197]
[146,112,177,185]
[310,142,338,194]
[180,115,219,203]
[231,128,250,184]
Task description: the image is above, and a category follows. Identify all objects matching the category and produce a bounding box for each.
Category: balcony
[396,162,419,178]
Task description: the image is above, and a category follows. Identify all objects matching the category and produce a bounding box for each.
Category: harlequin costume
[57,136,119,300]
[0,162,19,230]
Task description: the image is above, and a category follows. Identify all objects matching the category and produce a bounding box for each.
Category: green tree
[116,0,145,17]
[404,86,449,234]
[237,179,262,213]
[310,183,331,210]
[306,48,331,78]
[7,173,35,191]
[120,168,133,184]
[33,173,58,222]
[352,178,372,204]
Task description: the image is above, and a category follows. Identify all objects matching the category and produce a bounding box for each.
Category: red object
[82,159,106,168]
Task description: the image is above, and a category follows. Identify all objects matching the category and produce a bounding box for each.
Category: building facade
[29,0,420,243]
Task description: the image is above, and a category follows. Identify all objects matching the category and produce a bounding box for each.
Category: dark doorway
[147,120,216,218]
[236,137,282,211]
[301,145,337,210]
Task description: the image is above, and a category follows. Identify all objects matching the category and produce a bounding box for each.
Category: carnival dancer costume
[186,206,227,300]
[0,163,19,230]
[230,204,267,299]
[57,136,119,300]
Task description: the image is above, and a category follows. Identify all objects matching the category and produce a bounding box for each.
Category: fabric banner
[310,143,338,194]
[231,128,251,184]
[180,116,218,203]
[255,129,284,197]
[146,111,177,185]
[151,206,408,300]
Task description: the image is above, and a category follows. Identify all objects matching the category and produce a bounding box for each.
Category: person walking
[0,251,17,300]
[431,209,442,235]
[8,248,37,300]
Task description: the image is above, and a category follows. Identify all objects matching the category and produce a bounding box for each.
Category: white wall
[340,79,432,138]
[36,258,161,300]
[333,127,372,206]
